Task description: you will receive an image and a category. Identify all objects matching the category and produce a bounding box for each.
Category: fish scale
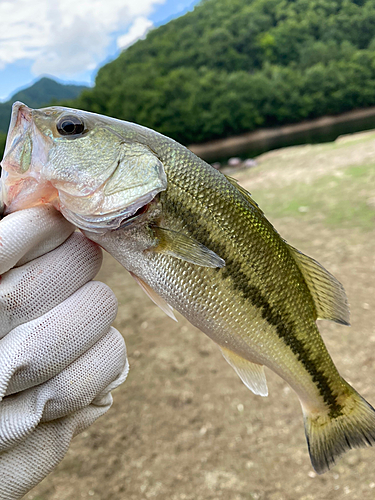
[2,102,375,474]
[157,176,339,400]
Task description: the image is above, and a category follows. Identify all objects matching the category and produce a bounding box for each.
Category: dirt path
[28,134,375,500]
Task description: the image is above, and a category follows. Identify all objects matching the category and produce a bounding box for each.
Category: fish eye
[56,115,85,136]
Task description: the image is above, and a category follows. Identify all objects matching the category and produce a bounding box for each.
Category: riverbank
[189,106,375,162]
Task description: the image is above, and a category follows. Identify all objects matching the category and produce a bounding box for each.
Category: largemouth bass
[2,102,375,474]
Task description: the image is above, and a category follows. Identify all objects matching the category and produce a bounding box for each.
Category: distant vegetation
[0,133,5,158]
[0,77,87,134]
[2,0,375,161]
[74,0,375,145]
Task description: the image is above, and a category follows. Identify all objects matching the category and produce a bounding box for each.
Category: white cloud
[0,0,165,77]
[117,16,153,50]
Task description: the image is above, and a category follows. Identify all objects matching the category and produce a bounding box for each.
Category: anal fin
[220,347,268,397]
[129,271,177,322]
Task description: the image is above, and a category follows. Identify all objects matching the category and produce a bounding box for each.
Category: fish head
[1,102,167,232]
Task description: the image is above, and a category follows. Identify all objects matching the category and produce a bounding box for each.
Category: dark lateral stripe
[222,258,342,417]
[163,190,343,417]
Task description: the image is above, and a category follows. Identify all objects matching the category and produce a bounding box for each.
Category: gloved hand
[0,206,129,500]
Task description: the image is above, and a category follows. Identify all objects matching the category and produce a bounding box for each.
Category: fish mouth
[61,194,155,233]
[1,102,58,215]
[4,102,32,154]
[1,176,58,216]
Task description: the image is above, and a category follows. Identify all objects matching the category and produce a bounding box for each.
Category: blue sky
[0,0,200,101]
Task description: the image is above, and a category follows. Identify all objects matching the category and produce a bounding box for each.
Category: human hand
[0,206,129,500]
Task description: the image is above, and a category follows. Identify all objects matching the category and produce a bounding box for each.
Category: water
[195,111,375,164]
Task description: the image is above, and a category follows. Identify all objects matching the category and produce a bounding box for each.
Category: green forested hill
[0,77,87,133]
[75,0,375,144]
[11,77,87,110]
[0,77,87,160]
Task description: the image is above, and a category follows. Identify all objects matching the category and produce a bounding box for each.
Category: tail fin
[302,384,375,474]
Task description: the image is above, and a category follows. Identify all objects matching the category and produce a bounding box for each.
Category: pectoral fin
[152,227,225,268]
[220,347,268,397]
[129,271,177,322]
[288,245,350,325]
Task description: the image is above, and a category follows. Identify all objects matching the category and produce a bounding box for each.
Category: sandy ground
[27,134,375,500]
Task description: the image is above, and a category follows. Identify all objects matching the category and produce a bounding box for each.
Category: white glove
[0,206,129,500]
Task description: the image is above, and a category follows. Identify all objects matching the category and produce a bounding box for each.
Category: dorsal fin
[219,346,268,397]
[287,245,350,325]
[224,175,264,214]
[225,175,349,326]
[224,175,279,235]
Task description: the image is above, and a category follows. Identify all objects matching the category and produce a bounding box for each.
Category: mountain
[0,77,88,133]
[74,0,375,145]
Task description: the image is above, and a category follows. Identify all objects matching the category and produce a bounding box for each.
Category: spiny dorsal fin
[129,271,177,322]
[224,175,279,235]
[224,175,264,214]
[219,346,268,397]
[152,226,225,268]
[288,245,350,326]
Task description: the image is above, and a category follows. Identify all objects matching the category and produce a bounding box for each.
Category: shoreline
[188,106,375,161]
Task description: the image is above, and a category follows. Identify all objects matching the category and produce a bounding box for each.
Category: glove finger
[0,280,118,398]
[0,232,102,338]
[40,326,128,422]
[93,347,130,402]
[0,206,74,275]
[0,327,127,451]
[0,403,112,500]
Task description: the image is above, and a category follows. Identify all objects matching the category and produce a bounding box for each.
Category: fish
[1,101,375,474]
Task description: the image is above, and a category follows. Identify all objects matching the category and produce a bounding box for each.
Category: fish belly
[94,223,340,414]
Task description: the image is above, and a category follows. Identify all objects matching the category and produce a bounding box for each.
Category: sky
[0,0,200,101]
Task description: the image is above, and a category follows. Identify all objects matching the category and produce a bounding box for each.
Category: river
[189,106,375,163]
